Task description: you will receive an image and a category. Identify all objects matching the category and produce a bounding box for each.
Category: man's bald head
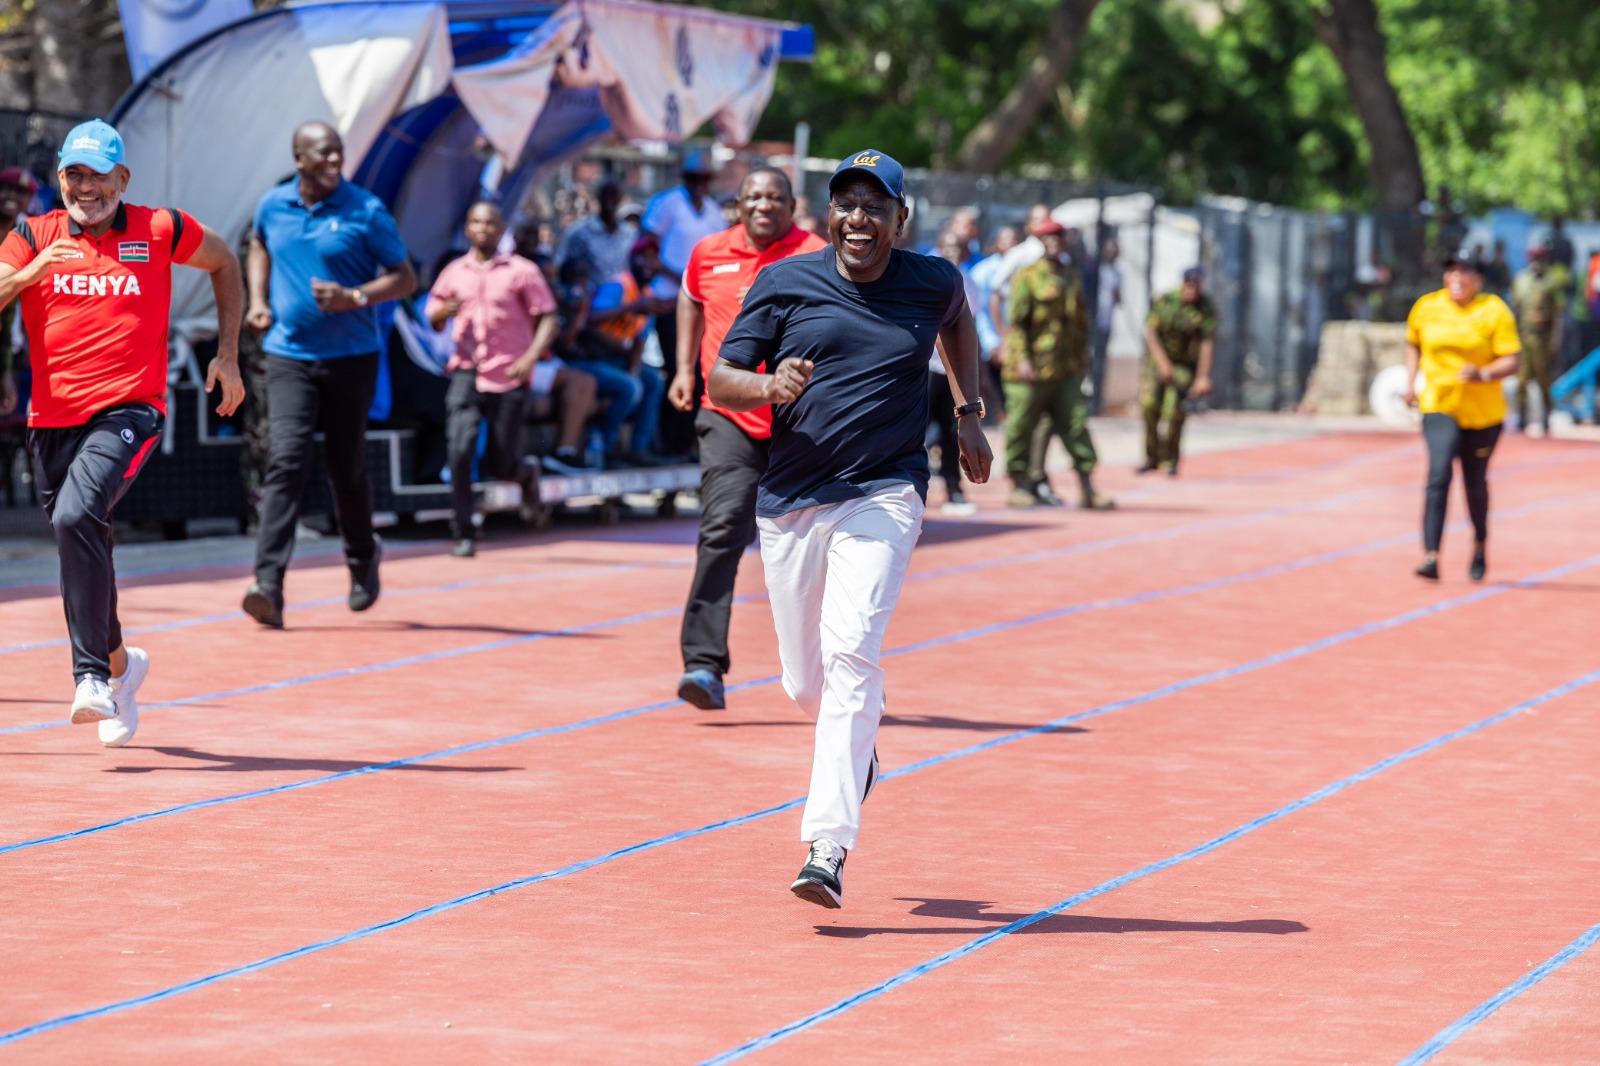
[292,121,344,204]
[293,121,340,155]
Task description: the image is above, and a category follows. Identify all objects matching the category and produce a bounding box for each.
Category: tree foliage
[709,0,1598,216]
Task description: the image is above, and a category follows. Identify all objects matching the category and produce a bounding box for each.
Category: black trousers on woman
[1421,412,1502,553]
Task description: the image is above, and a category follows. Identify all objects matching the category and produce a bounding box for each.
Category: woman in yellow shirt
[1403,253,1521,581]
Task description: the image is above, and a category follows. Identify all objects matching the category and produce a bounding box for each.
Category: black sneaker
[1032,482,1065,507]
[349,538,383,612]
[863,747,879,803]
[1414,557,1439,581]
[1469,550,1486,583]
[242,583,284,629]
[790,839,846,909]
[451,538,476,559]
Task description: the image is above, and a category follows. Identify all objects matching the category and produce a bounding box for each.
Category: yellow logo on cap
[852,153,880,167]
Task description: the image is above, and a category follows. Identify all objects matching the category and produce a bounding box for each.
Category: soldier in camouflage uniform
[1511,245,1566,435]
[1141,267,1216,476]
[1002,220,1113,510]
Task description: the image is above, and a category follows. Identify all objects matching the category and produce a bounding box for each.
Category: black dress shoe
[348,538,383,612]
[1414,557,1439,581]
[1469,550,1486,583]
[1032,482,1065,507]
[242,583,284,629]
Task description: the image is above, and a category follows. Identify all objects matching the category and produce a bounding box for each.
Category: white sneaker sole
[70,703,115,724]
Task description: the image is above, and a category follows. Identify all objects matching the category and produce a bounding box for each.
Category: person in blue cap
[1140,266,1216,476]
[0,118,245,746]
[710,149,993,909]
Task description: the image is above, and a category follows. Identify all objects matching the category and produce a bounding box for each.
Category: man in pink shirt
[427,201,575,557]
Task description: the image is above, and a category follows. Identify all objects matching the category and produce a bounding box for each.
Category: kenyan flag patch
[118,241,150,263]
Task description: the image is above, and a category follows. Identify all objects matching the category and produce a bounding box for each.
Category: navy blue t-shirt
[719,246,967,518]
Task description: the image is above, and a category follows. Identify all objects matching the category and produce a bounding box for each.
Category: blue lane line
[0,440,1403,595]
[2,554,1593,1048]
[5,447,1573,658]
[704,661,1600,1065]
[0,560,691,657]
[0,479,1380,659]
[1396,921,1600,1065]
[0,498,1534,856]
[0,480,1406,736]
[0,602,692,738]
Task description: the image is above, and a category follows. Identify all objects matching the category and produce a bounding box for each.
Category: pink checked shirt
[426,252,557,393]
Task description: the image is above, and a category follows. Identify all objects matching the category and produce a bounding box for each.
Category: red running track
[1,430,1598,1063]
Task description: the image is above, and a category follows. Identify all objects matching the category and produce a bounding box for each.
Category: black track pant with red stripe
[27,402,163,683]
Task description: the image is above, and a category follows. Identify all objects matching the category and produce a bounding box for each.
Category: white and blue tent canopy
[110,0,812,335]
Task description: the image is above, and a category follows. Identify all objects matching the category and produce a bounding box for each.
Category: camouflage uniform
[1003,257,1097,486]
[1511,265,1566,432]
[1142,290,1216,471]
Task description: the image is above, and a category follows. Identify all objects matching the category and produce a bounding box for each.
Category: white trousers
[757,483,925,851]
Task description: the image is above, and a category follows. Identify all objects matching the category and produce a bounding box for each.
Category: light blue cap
[58,119,126,174]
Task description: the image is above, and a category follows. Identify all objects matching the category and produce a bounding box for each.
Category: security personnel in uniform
[1510,244,1566,435]
[1141,266,1216,476]
[1002,219,1113,510]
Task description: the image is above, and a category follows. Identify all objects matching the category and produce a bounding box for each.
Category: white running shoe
[102,647,147,748]
[70,677,116,724]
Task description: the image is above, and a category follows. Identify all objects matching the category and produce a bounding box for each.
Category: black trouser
[445,370,528,541]
[680,408,767,675]
[253,354,378,590]
[927,370,960,496]
[1422,413,1502,553]
[27,403,164,682]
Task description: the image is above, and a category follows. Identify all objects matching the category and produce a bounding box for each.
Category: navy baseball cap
[1182,266,1204,283]
[829,149,905,201]
[58,119,125,174]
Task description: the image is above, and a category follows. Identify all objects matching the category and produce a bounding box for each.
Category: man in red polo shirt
[0,119,244,747]
[669,167,825,710]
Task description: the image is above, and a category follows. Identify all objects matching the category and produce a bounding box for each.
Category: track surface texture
[3,425,1597,1064]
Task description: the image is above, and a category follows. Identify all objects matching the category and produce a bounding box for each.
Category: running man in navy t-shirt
[711,149,992,909]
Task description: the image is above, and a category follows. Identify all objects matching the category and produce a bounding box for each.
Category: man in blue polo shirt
[710,149,992,910]
[242,120,416,628]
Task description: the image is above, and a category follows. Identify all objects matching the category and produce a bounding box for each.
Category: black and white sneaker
[791,839,847,909]
[863,747,879,803]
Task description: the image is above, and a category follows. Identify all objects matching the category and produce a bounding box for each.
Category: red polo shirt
[683,223,826,439]
[0,204,202,427]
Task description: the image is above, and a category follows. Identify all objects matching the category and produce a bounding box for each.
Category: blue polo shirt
[253,179,408,360]
[719,247,967,518]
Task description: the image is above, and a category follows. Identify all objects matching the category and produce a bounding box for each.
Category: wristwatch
[347,287,370,308]
[953,399,985,419]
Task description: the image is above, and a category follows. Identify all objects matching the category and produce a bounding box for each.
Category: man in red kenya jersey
[669,167,825,710]
[0,119,244,747]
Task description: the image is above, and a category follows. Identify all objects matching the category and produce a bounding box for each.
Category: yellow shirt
[1405,289,1521,429]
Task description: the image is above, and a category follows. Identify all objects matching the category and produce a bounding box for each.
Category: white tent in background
[110,0,811,337]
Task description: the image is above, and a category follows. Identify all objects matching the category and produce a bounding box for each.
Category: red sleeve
[171,210,204,265]
[683,241,707,303]
[0,229,34,271]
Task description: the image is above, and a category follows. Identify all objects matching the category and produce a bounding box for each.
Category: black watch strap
[954,400,984,418]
